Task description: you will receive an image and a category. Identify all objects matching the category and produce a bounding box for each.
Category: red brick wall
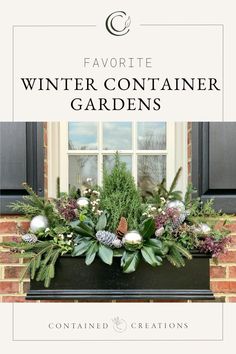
[1,122,236,302]
[210,220,236,301]
[0,218,31,302]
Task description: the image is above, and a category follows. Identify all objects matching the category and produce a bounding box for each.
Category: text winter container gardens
[0,154,231,301]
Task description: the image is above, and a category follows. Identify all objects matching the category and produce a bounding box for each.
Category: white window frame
[47,122,188,198]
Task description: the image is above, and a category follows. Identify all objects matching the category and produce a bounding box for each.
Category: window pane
[138,155,166,192]
[68,122,97,150]
[103,122,132,150]
[69,155,97,190]
[137,122,166,150]
[103,155,132,173]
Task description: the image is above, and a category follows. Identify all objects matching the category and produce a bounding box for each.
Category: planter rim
[60,249,212,259]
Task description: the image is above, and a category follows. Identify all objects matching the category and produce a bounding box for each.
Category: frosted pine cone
[22,233,38,244]
[96,231,122,248]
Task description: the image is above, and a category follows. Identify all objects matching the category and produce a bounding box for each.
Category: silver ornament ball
[123,230,143,246]
[194,223,211,235]
[76,197,90,208]
[30,215,48,233]
[166,200,185,213]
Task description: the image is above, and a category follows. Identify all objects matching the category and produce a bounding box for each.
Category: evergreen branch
[9,201,42,216]
[166,254,181,267]
[22,183,45,209]
[19,243,56,282]
[168,167,182,196]
[184,183,194,206]
[174,243,192,260]
[170,248,185,267]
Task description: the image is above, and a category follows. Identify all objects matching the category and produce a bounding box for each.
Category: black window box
[26,251,214,301]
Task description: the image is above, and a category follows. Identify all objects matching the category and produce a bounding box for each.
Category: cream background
[1,0,236,121]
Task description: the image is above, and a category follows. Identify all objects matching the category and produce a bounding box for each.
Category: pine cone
[96,231,122,248]
[22,233,38,244]
[116,217,128,239]
[112,238,123,248]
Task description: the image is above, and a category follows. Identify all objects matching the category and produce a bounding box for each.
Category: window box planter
[26,251,214,301]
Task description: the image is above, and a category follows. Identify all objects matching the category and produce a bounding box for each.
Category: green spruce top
[100,153,144,231]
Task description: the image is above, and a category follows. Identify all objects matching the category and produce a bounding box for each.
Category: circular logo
[112,317,127,333]
[105,11,131,36]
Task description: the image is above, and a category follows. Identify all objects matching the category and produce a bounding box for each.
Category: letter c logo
[105,11,131,36]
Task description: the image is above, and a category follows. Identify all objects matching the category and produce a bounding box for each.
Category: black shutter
[0,122,44,214]
[192,122,236,213]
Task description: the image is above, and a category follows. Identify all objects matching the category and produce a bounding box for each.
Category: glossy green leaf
[141,246,159,267]
[140,218,155,239]
[85,241,99,265]
[98,244,113,265]
[70,220,94,237]
[146,238,163,255]
[72,239,92,257]
[121,251,141,273]
[95,212,107,232]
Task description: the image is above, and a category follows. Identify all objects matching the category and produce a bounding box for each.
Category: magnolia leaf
[78,221,94,235]
[141,246,159,267]
[76,227,93,238]
[156,255,163,265]
[72,239,92,256]
[122,251,140,273]
[96,212,107,232]
[69,220,80,228]
[140,218,155,239]
[145,239,163,256]
[85,242,99,265]
[98,244,113,265]
[70,220,94,235]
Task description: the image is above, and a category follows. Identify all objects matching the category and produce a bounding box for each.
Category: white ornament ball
[195,223,211,235]
[155,227,165,237]
[76,197,90,208]
[166,200,185,213]
[123,230,143,245]
[30,215,48,233]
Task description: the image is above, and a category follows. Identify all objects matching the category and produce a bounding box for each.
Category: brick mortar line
[0,234,21,236]
[0,219,30,222]
[211,262,236,265]
[211,278,236,281]
[2,264,26,267]
[0,279,29,282]
[0,264,20,267]
[0,293,21,297]
[4,279,29,281]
